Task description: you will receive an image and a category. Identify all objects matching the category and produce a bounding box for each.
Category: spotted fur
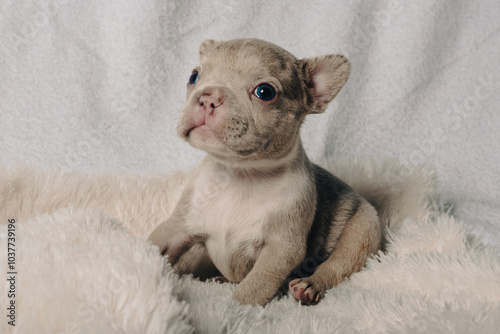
[148,38,381,306]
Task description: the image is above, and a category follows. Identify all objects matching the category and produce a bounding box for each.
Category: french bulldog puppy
[148,38,381,306]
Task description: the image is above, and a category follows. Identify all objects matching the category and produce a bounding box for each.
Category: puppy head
[177,38,350,165]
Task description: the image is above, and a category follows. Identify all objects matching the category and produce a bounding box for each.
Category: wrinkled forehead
[200,40,298,83]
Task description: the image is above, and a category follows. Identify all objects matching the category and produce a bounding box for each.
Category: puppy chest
[187,176,284,279]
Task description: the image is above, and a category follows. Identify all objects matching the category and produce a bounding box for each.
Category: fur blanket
[1,159,499,333]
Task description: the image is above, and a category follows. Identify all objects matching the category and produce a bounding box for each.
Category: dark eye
[188,71,199,85]
[254,83,276,101]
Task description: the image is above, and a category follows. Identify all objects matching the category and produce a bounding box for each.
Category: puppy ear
[300,55,350,114]
[199,39,223,57]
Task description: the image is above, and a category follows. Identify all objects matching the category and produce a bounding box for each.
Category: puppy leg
[174,243,221,280]
[148,217,197,265]
[289,201,381,305]
[234,239,306,306]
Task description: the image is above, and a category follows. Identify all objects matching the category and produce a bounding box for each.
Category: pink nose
[199,89,224,114]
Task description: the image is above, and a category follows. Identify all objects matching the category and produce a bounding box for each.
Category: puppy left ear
[199,39,223,57]
[300,55,350,114]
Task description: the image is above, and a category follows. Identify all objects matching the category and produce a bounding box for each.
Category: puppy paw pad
[288,278,324,305]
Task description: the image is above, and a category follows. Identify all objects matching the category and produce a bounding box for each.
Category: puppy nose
[199,89,224,113]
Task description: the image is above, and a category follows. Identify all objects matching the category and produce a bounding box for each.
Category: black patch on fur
[289,164,359,279]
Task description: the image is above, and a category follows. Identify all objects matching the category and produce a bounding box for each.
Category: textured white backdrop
[1,0,499,247]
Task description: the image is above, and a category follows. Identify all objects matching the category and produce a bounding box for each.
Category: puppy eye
[188,71,199,85]
[254,83,276,101]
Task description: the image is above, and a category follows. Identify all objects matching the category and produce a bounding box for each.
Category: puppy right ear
[300,54,351,114]
[199,39,223,57]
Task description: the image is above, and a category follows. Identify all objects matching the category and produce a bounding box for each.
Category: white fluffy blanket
[1,160,499,333]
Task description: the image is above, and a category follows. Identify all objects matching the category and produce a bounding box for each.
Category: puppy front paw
[147,223,170,255]
[233,282,274,306]
[289,278,325,305]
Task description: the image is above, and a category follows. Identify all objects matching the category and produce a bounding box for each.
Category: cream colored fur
[0,164,188,238]
[147,38,382,306]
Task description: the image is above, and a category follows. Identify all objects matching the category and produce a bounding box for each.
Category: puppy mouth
[185,123,204,137]
[184,114,208,137]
